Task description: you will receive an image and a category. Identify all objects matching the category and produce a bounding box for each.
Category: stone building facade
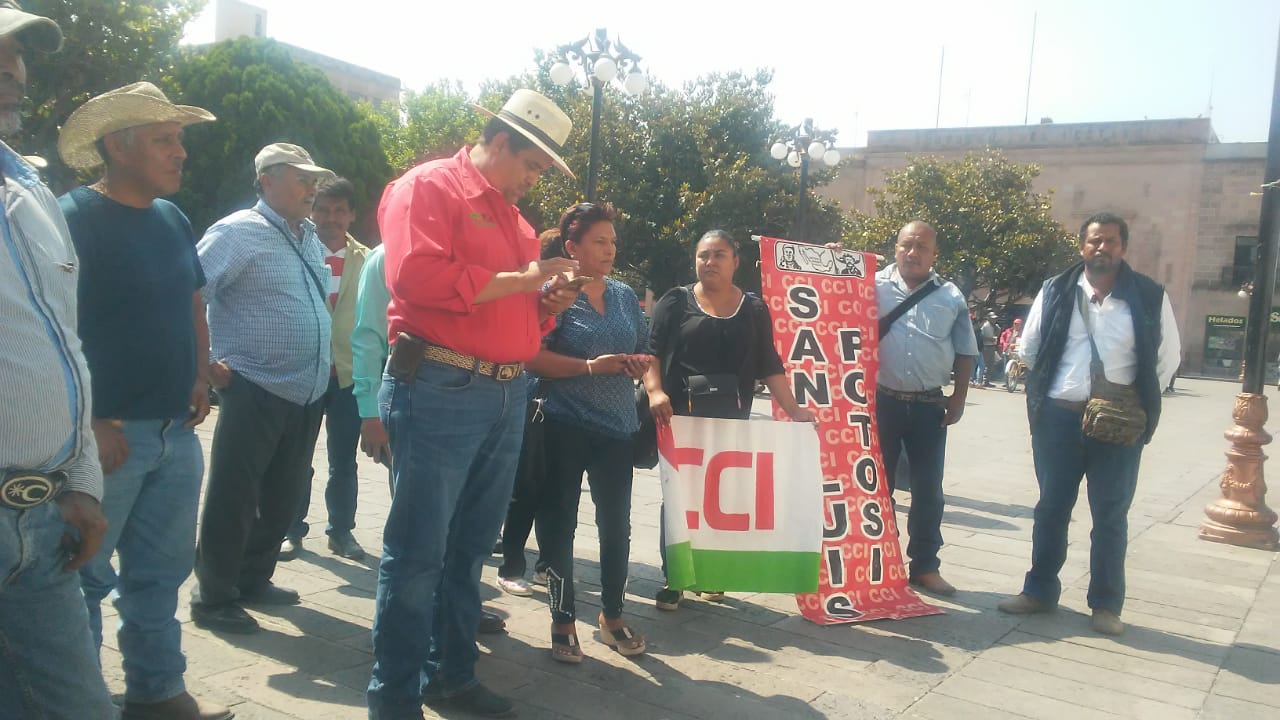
[820,118,1267,379]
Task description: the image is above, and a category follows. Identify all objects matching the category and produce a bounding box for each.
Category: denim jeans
[498,399,549,580]
[81,417,203,704]
[876,392,948,577]
[367,362,526,719]
[542,419,634,623]
[290,375,362,539]
[1,502,118,719]
[1023,402,1143,613]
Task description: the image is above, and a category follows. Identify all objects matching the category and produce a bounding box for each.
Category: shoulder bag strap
[879,279,942,338]
[252,209,328,303]
[1077,286,1106,381]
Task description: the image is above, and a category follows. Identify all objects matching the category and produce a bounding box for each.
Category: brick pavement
[95,378,1280,719]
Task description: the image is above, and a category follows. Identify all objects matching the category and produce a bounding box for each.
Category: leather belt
[1051,398,1087,414]
[878,385,945,404]
[0,470,66,510]
[424,344,523,382]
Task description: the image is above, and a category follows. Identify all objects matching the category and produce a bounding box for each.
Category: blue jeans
[81,418,202,704]
[1023,402,1142,613]
[876,392,948,577]
[1,502,118,719]
[367,362,526,719]
[290,375,362,539]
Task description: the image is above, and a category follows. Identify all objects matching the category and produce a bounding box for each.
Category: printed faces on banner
[774,241,866,278]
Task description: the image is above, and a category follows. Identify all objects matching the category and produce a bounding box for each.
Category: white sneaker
[531,570,548,587]
[498,576,532,597]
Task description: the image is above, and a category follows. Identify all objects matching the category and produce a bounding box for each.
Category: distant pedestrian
[192,143,335,634]
[999,212,1180,636]
[0,4,116,717]
[58,80,231,720]
[282,177,371,562]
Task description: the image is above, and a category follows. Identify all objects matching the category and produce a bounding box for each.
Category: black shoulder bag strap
[252,208,328,303]
[879,279,942,337]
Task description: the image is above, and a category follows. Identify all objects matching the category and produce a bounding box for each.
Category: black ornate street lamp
[770,118,841,241]
[549,28,647,202]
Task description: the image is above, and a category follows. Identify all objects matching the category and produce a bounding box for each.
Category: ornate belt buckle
[1,472,60,509]
[497,364,520,381]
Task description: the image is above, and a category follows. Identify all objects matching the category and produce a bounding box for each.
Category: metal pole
[935,47,945,128]
[1200,21,1280,550]
[1023,12,1037,125]
[797,150,809,241]
[587,78,603,202]
[1242,28,1280,395]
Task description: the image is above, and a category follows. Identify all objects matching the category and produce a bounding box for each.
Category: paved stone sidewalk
[96,378,1280,719]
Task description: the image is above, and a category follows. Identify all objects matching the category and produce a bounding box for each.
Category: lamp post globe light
[770,118,840,241]
[549,28,647,202]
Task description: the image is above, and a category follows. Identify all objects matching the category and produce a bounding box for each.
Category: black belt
[0,470,66,510]
[877,385,946,405]
[1051,398,1087,414]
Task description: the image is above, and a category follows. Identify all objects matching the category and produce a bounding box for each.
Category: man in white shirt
[998,211,1179,636]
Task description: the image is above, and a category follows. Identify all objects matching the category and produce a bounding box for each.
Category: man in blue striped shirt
[191,143,335,634]
[0,3,116,717]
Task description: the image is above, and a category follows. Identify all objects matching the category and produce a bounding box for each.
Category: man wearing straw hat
[57,82,232,720]
[368,89,579,719]
[0,2,116,718]
[191,143,335,636]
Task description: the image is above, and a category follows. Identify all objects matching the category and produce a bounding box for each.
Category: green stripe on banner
[665,542,820,593]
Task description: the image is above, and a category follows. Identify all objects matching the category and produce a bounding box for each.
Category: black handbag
[633,383,658,470]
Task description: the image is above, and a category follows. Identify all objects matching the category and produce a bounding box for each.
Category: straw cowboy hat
[0,1,62,53]
[471,89,575,178]
[58,81,215,170]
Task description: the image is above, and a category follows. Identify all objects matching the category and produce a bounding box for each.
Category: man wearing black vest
[998,212,1179,636]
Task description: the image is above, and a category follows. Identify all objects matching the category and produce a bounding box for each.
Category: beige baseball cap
[254,142,335,179]
[0,1,61,53]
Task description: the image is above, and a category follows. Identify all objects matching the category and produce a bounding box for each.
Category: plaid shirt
[197,200,331,406]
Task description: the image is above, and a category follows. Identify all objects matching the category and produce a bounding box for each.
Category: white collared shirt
[1019,273,1180,401]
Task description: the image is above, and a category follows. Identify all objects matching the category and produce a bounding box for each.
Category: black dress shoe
[190,603,259,634]
[439,683,514,718]
[240,583,301,606]
[478,609,506,634]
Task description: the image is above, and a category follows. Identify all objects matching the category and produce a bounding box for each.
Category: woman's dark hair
[538,228,565,259]
[482,117,536,154]
[558,202,618,247]
[698,229,739,257]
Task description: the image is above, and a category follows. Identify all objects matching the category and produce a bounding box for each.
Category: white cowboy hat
[0,1,61,53]
[471,89,575,178]
[254,142,335,179]
[58,81,215,170]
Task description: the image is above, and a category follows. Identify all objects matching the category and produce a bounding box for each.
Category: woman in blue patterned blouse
[527,202,651,663]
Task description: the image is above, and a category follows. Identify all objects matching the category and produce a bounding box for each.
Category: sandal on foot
[551,625,583,664]
[598,614,646,657]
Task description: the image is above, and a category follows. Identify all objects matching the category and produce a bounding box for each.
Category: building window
[254,13,264,37]
[1232,236,1258,287]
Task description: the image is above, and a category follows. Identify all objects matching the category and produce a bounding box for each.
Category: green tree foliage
[440,67,847,295]
[163,37,391,235]
[19,0,205,192]
[371,80,481,174]
[845,150,1076,313]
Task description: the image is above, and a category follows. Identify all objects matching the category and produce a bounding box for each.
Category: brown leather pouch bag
[387,332,427,384]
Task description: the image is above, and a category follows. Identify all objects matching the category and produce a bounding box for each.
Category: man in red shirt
[367,89,578,720]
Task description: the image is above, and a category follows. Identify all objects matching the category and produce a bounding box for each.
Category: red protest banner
[758,236,942,625]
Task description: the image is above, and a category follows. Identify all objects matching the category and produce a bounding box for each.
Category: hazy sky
[184,0,1280,147]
